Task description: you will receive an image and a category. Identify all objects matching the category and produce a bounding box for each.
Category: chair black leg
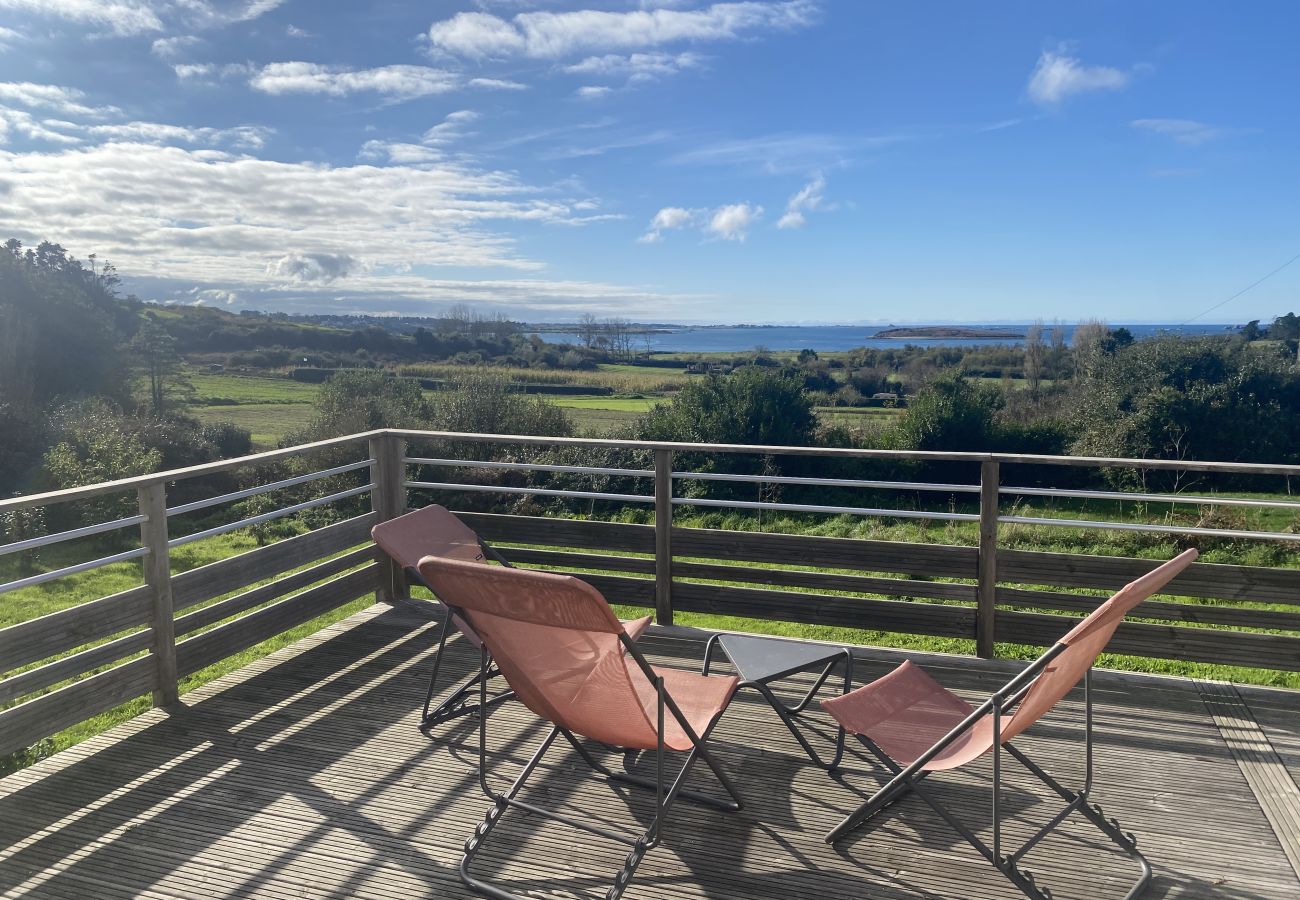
[461,718,741,899]
[419,613,516,732]
[826,736,931,841]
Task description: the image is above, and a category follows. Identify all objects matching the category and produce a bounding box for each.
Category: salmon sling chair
[822,548,1200,900]
[371,504,651,730]
[417,555,743,900]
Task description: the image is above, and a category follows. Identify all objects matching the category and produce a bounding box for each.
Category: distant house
[208,364,225,373]
[871,392,899,401]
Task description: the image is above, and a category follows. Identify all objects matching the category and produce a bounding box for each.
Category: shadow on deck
[2,602,1298,900]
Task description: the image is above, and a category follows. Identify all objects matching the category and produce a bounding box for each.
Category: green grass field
[192,403,314,446]
[189,372,320,405]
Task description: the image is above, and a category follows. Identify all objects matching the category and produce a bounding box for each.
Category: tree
[1070,337,1300,485]
[0,239,127,412]
[1270,312,1300,343]
[1071,319,1110,382]
[40,398,163,528]
[578,313,600,349]
[292,370,433,443]
[1023,320,1045,393]
[1048,320,1068,379]
[638,367,815,448]
[887,374,1002,453]
[605,317,634,360]
[431,371,573,437]
[130,317,188,416]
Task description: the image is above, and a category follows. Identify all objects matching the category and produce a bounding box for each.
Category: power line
[1182,249,1300,325]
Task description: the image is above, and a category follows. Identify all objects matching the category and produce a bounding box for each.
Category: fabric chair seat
[823,660,994,771]
[634,667,740,752]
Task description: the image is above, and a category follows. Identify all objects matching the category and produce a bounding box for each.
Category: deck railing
[2,428,1299,760]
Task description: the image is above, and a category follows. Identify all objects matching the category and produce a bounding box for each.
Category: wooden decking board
[1196,680,1300,883]
[1,603,1297,900]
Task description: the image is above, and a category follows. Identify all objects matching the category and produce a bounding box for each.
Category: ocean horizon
[532,322,1238,353]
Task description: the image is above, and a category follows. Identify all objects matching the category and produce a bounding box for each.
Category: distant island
[870,326,1025,340]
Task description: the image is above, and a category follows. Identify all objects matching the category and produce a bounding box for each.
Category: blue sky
[0,1,1295,323]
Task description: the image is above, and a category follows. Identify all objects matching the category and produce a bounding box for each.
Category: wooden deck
[2,602,1298,900]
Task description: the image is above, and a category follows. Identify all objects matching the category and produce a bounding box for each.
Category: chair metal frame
[457,619,743,900]
[827,645,1151,900]
[397,534,517,732]
[702,633,852,770]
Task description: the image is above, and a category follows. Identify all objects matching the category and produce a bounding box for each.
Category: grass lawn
[188,371,320,405]
[565,407,646,434]
[816,406,904,425]
[552,396,662,412]
[192,403,313,447]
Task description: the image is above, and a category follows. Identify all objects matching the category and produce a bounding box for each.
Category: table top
[713,633,849,685]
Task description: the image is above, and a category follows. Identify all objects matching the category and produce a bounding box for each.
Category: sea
[530,323,1238,353]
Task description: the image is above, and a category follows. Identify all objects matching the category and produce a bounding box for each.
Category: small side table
[702,633,853,770]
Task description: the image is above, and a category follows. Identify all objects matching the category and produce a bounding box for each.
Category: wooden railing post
[138,482,178,707]
[654,448,674,626]
[976,459,1000,659]
[370,433,408,602]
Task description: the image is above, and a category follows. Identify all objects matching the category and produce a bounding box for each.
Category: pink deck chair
[822,548,1200,900]
[371,504,651,730]
[417,555,743,900]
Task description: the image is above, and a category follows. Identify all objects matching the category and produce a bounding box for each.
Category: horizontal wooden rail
[0,585,152,676]
[172,514,377,611]
[176,565,380,677]
[996,587,1300,631]
[0,629,152,706]
[999,548,1300,604]
[0,657,155,758]
[997,611,1300,670]
[174,547,376,639]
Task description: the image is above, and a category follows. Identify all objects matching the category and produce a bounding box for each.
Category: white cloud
[639,205,699,242]
[427,1,818,60]
[562,51,703,83]
[1027,48,1129,105]
[639,201,761,242]
[0,82,118,117]
[421,109,478,145]
[173,61,254,82]
[0,0,163,35]
[776,172,826,229]
[359,140,442,164]
[250,62,461,100]
[426,11,526,60]
[1131,118,1228,146]
[670,132,902,174]
[151,35,200,58]
[78,120,272,148]
[0,25,23,49]
[285,24,311,38]
[190,287,241,305]
[467,77,527,91]
[707,202,761,241]
[0,0,286,35]
[0,142,622,298]
[174,63,215,80]
[540,127,671,159]
[575,85,612,100]
[0,107,83,144]
[267,252,358,284]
